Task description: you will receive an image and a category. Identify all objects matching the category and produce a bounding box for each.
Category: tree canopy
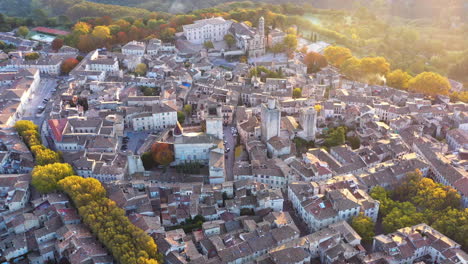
[351,213,375,242]
[151,142,174,166]
[224,34,235,48]
[386,69,412,90]
[324,46,352,68]
[370,170,467,249]
[61,58,79,74]
[408,72,451,96]
[135,63,148,76]
[32,163,74,193]
[292,87,302,98]
[58,176,161,264]
[17,26,29,37]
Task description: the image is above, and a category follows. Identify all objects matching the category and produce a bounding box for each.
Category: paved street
[223,125,236,181]
[283,199,311,237]
[23,78,57,122]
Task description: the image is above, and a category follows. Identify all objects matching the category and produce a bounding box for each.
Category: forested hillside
[1,0,467,85]
[2,0,467,17]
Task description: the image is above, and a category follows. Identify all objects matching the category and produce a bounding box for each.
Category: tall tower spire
[259,16,265,37]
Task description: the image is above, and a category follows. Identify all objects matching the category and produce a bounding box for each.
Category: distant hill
[1,0,467,21]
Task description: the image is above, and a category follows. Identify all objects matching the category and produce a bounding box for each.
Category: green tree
[386,69,412,90]
[184,104,192,114]
[25,52,40,60]
[203,40,214,49]
[351,213,375,242]
[31,163,74,193]
[141,152,155,170]
[177,111,185,124]
[283,34,298,56]
[408,72,450,96]
[382,202,425,233]
[271,43,284,56]
[292,87,302,98]
[348,136,360,150]
[135,63,147,76]
[17,26,29,38]
[324,126,346,148]
[224,34,235,49]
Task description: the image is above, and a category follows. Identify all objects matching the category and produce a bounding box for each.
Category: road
[223,125,236,181]
[23,77,57,124]
[283,199,311,237]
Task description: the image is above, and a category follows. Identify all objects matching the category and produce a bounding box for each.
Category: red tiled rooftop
[32,27,70,36]
[48,119,67,142]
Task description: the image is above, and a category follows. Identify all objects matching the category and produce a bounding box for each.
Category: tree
[351,213,375,242]
[14,120,38,136]
[177,111,185,124]
[324,46,352,67]
[314,104,322,113]
[324,126,346,148]
[271,43,284,56]
[203,41,214,49]
[159,27,176,42]
[115,31,128,44]
[25,52,40,60]
[386,69,412,90]
[184,104,192,114]
[151,142,174,166]
[141,152,155,170]
[449,54,468,82]
[92,25,111,40]
[31,163,74,193]
[304,51,328,73]
[51,38,64,51]
[73,22,91,35]
[408,72,450,96]
[450,91,468,103]
[382,202,424,233]
[341,57,363,80]
[31,145,61,165]
[348,136,361,150]
[292,87,302,98]
[77,35,95,52]
[135,63,147,76]
[360,57,390,76]
[224,34,235,49]
[61,58,79,74]
[283,34,298,56]
[17,26,29,38]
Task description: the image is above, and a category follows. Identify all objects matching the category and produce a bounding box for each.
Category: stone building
[261,98,281,142]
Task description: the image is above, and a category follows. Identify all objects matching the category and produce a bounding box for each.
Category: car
[225,155,228,159]
[225,148,230,153]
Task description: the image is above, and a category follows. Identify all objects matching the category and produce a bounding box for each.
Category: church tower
[259,16,265,37]
[299,106,317,141]
[261,98,281,142]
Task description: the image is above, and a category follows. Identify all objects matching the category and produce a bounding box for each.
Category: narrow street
[223,125,236,181]
[283,199,311,237]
